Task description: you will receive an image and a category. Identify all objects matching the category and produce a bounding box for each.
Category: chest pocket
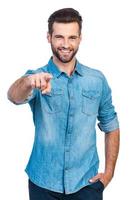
[42,88,63,114]
[82,89,100,116]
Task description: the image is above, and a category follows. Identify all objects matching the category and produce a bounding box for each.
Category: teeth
[60,50,70,53]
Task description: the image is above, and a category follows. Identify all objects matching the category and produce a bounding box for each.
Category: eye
[69,36,78,40]
[55,35,63,39]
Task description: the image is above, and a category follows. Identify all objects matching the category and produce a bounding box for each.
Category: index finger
[44,73,53,81]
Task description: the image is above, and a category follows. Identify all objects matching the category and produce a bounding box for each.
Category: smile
[59,49,72,54]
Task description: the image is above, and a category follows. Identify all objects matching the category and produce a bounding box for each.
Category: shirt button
[68,79,72,83]
[70,113,73,117]
[70,96,74,99]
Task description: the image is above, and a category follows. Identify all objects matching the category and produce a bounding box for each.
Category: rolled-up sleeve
[97,75,119,133]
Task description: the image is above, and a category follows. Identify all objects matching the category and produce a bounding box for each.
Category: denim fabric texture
[23,58,119,194]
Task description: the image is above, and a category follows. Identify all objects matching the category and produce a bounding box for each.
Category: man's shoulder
[80,63,105,80]
[24,64,48,75]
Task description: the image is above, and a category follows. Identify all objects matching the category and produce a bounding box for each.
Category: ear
[79,34,82,42]
[78,34,82,45]
[47,32,51,43]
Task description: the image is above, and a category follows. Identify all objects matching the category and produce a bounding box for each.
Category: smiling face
[47,22,82,63]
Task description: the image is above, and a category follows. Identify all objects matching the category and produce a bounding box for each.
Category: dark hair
[48,8,82,35]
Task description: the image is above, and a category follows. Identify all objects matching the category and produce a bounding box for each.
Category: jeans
[28,179,104,200]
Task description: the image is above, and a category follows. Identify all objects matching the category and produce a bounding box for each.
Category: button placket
[64,77,75,192]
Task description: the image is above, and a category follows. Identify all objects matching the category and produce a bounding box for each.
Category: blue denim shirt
[23,58,119,194]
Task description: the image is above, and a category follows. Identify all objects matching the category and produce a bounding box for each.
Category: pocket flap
[45,88,63,96]
[53,88,63,95]
[82,89,100,99]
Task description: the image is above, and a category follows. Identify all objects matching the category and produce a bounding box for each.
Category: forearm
[7,76,32,104]
[105,128,120,177]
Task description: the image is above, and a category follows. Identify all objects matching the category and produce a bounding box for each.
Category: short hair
[48,8,82,35]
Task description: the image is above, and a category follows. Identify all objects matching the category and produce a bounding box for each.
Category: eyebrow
[54,34,79,38]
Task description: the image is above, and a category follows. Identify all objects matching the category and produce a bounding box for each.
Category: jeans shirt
[23,58,119,194]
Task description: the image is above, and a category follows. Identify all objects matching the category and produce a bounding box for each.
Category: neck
[52,56,76,76]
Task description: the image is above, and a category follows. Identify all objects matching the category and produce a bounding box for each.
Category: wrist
[104,169,114,179]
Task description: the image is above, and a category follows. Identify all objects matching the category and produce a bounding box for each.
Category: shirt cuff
[98,116,119,133]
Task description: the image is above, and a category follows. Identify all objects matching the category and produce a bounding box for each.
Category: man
[8,8,120,200]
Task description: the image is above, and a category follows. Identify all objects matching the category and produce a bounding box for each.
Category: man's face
[47,22,82,63]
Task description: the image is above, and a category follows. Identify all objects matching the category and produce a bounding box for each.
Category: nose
[62,38,70,48]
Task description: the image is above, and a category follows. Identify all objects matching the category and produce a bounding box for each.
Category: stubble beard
[51,44,78,63]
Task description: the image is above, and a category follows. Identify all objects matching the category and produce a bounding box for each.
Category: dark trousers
[28,179,104,200]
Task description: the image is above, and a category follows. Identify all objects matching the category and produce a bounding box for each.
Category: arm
[90,128,120,187]
[7,72,53,104]
[89,73,120,187]
[7,76,33,104]
[104,128,120,183]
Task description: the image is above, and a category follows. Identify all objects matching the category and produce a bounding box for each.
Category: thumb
[89,173,102,183]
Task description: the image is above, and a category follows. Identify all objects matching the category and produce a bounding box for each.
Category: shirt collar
[47,57,83,78]
[75,61,83,76]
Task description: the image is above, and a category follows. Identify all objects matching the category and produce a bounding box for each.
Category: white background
[0,0,134,199]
